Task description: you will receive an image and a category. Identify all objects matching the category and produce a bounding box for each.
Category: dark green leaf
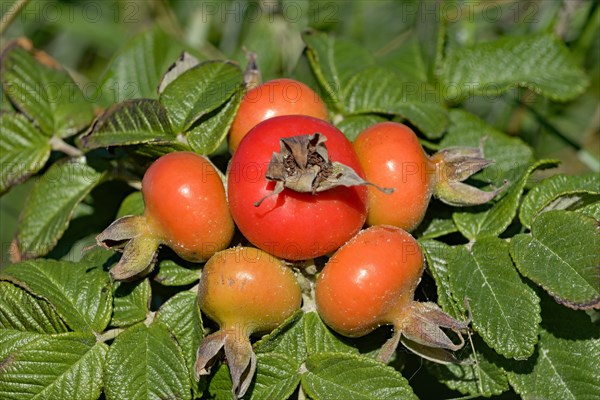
[301,352,417,400]
[453,159,558,241]
[159,61,242,132]
[0,114,51,194]
[343,67,448,138]
[246,353,300,400]
[507,295,600,400]
[111,278,151,327]
[0,259,112,334]
[440,34,589,102]
[519,173,600,229]
[153,260,200,286]
[0,281,68,333]
[419,219,458,240]
[511,210,600,310]
[304,312,358,356]
[0,332,107,400]
[187,90,242,155]
[13,158,105,259]
[97,29,190,104]
[334,114,387,142]
[448,238,540,359]
[254,311,307,365]
[104,322,191,400]
[79,99,176,149]
[1,44,94,137]
[303,31,374,111]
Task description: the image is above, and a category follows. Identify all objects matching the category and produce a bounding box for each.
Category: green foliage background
[0,1,599,399]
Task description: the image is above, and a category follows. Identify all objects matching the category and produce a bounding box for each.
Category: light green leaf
[0,329,44,361]
[254,311,307,365]
[441,110,534,188]
[511,210,600,310]
[155,290,203,396]
[153,260,200,286]
[186,90,242,155]
[507,295,600,400]
[427,335,509,397]
[448,238,540,359]
[301,352,417,400]
[13,158,105,259]
[440,34,589,102]
[159,61,242,132]
[419,240,463,318]
[1,44,94,137]
[0,281,68,334]
[104,323,191,400]
[519,173,600,229]
[453,159,558,241]
[97,29,189,104]
[0,259,112,334]
[304,312,358,356]
[111,278,151,327]
[247,353,300,400]
[343,67,448,138]
[0,332,107,400]
[79,99,176,149]
[116,191,144,218]
[334,114,387,142]
[0,114,51,194]
[206,364,233,400]
[303,30,375,111]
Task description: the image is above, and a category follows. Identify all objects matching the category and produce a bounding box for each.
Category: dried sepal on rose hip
[315,225,470,364]
[353,122,506,231]
[195,247,302,399]
[96,152,234,281]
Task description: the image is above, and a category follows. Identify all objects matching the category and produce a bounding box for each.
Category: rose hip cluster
[97,78,499,398]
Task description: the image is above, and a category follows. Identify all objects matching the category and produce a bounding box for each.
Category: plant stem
[49,136,84,157]
[97,328,125,343]
[0,0,29,36]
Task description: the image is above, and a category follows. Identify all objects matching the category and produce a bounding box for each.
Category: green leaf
[303,30,375,111]
[0,332,107,400]
[511,210,600,310]
[0,329,44,361]
[79,99,176,149]
[301,352,417,400]
[159,61,242,132]
[343,67,448,138]
[304,312,358,356]
[1,44,94,137]
[186,90,242,155]
[507,295,600,400]
[441,110,534,188]
[13,158,105,259]
[246,353,300,400]
[155,290,203,396]
[427,335,509,397]
[453,159,558,241]
[0,114,51,194]
[111,278,151,327]
[440,33,589,102]
[419,218,458,240]
[206,364,233,400]
[519,173,600,229]
[116,191,144,218]
[254,311,307,365]
[104,322,191,400]
[448,238,540,359]
[0,282,68,333]
[97,29,189,104]
[334,114,387,142]
[153,259,200,286]
[419,240,463,318]
[0,259,112,334]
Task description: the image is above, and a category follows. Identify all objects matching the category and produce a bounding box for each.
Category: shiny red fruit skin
[315,225,424,337]
[142,152,234,261]
[229,78,329,152]
[353,122,433,232]
[228,115,368,260]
